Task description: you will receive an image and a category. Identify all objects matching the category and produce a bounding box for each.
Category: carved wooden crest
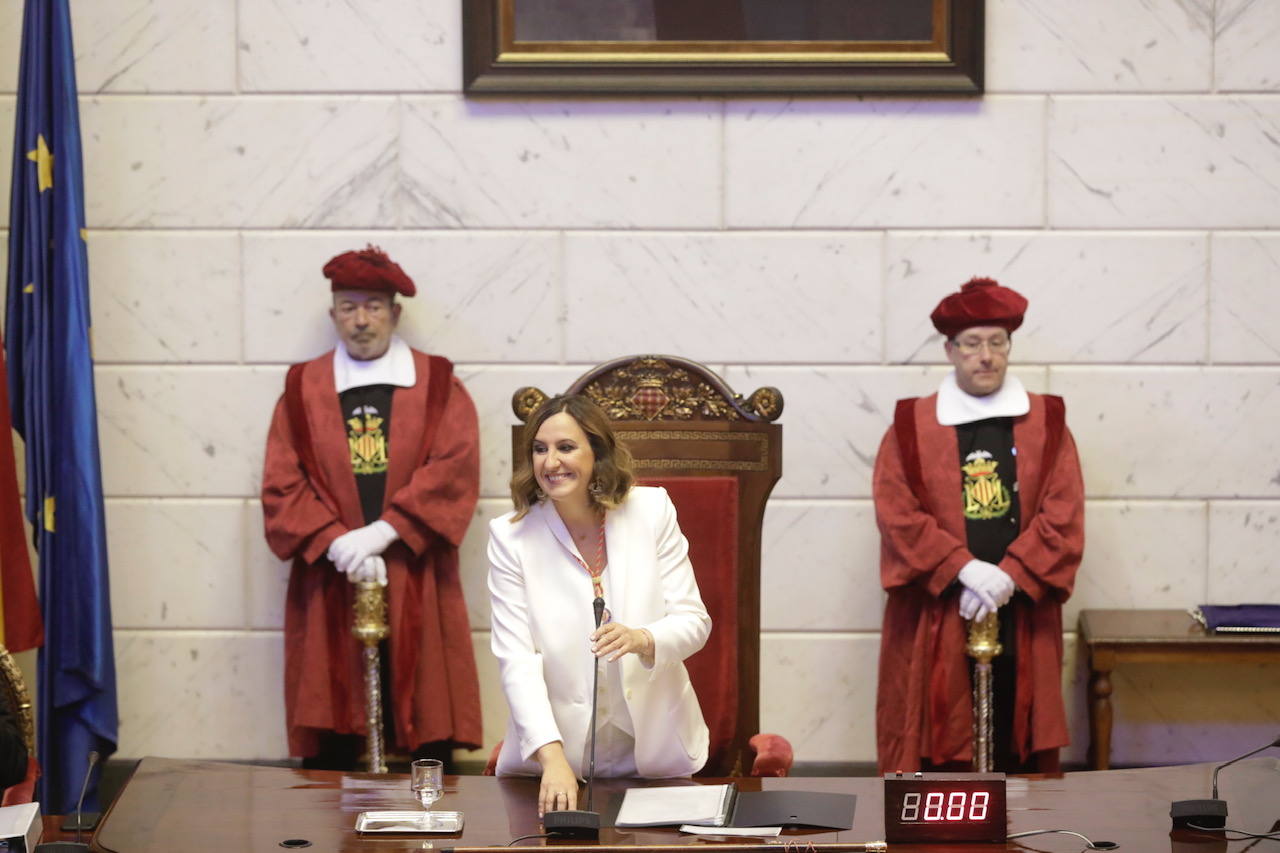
[511,355,783,423]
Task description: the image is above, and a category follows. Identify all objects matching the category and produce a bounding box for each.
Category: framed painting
[463,0,983,95]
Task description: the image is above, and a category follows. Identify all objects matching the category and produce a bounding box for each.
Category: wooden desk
[88,756,1280,853]
[1079,608,1280,770]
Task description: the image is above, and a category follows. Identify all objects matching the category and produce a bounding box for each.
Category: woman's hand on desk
[591,622,654,663]
[535,742,579,817]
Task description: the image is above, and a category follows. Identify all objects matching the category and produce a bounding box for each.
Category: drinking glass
[411,758,443,808]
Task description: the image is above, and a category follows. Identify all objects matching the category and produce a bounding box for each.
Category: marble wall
[3,0,1279,769]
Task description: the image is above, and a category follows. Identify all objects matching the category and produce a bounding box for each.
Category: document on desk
[615,784,737,827]
[615,786,855,831]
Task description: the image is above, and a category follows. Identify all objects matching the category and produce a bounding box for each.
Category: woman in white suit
[488,394,711,816]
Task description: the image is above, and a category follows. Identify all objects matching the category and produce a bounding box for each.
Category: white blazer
[487,486,711,778]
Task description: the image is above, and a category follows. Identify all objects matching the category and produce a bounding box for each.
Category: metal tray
[355,810,465,834]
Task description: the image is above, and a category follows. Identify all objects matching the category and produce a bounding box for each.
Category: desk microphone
[37,749,100,852]
[542,596,606,839]
[1170,733,1280,829]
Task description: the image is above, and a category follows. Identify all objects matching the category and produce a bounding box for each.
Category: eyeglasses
[951,335,1011,356]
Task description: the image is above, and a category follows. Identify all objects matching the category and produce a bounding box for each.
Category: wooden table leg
[1087,665,1113,771]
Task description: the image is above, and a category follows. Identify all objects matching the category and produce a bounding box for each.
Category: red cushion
[1,756,38,806]
[748,733,793,777]
[639,476,739,773]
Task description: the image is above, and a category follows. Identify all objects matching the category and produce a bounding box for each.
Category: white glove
[959,587,993,621]
[957,558,1016,618]
[348,555,387,587]
[327,520,398,576]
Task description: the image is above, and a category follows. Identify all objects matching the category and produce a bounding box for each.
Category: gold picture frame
[463,0,983,95]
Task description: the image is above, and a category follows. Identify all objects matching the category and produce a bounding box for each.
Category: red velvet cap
[323,244,416,297]
[930,276,1027,338]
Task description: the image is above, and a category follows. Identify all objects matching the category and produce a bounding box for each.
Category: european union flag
[5,0,118,813]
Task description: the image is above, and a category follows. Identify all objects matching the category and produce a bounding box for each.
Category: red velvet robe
[262,349,483,756]
[873,392,1084,772]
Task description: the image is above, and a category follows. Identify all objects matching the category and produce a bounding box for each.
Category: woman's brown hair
[509,394,635,520]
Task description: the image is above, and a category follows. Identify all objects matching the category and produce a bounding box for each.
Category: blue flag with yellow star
[5,0,118,813]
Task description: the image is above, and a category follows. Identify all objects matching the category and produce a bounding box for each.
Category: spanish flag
[0,336,40,654]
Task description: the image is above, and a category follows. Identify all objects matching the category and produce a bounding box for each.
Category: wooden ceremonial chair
[487,355,791,777]
[0,644,38,806]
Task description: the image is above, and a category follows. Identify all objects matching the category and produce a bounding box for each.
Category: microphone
[38,750,101,852]
[542,597,606,839]
[1170,733,1280,829]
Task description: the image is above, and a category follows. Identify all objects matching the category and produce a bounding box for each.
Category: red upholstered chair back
[511,355,782,775]
[640,476,739,774]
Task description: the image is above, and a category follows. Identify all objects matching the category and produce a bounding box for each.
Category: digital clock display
[883,772,1007,843]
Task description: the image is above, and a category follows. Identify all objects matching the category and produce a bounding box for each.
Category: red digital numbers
[899,789,993,822]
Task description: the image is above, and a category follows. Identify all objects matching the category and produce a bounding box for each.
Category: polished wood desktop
[1079,609,1280,770]
[86,756,1279,853]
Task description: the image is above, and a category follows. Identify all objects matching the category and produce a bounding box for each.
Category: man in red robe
[262,245,482,769]
[873,277,1084,773]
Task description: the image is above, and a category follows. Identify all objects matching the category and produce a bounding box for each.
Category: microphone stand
[1171,733,1280,829]
[37,750,100,852]
[543,597,606,839]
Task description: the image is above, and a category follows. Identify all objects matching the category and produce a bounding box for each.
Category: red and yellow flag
[0,332,41,652]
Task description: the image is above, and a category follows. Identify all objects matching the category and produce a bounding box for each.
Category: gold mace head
[966,612,1003,662]
[352,581,390,646]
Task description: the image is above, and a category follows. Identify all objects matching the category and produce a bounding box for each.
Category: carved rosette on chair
[510,355,792,777]
[0,644,37,805]
[352,582,390,773]
[965,614,1003,773]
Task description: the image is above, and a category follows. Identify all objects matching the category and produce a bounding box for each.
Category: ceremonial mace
[352,580,390,773]
[965,612,1002,773]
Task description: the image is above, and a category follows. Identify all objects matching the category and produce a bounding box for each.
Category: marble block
[464,630,506,764]
[563,232,881,364]
[1215,0,1280,91]
[80,97,398,228]
[240,0,460,92]
[107,499,248,629]
[71,0,235,93]
[96,366,285,497]
[0,1,235,93]
[242,231,560,364]
[1066,500,1208,628]
[1207,501,1280,602]
[1048,367,1280,498]
[90,231,241,363]
[724,365,1047,499]
[458,499,512,631]
[724,96,1043,228]
[886,231,1209,364]
[245,500,291,631]
[1210,233,1280,363]
[1060,635,1088,766]
[115,630,288,759]
[0,98,14,228]
[762,500,882,632]
[1049,96,1280,228]
[986,0,1213,93]
[761,633,879,763]
[1100,660,1280,766]
[0,10,18,94]
[400,96,721,228]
